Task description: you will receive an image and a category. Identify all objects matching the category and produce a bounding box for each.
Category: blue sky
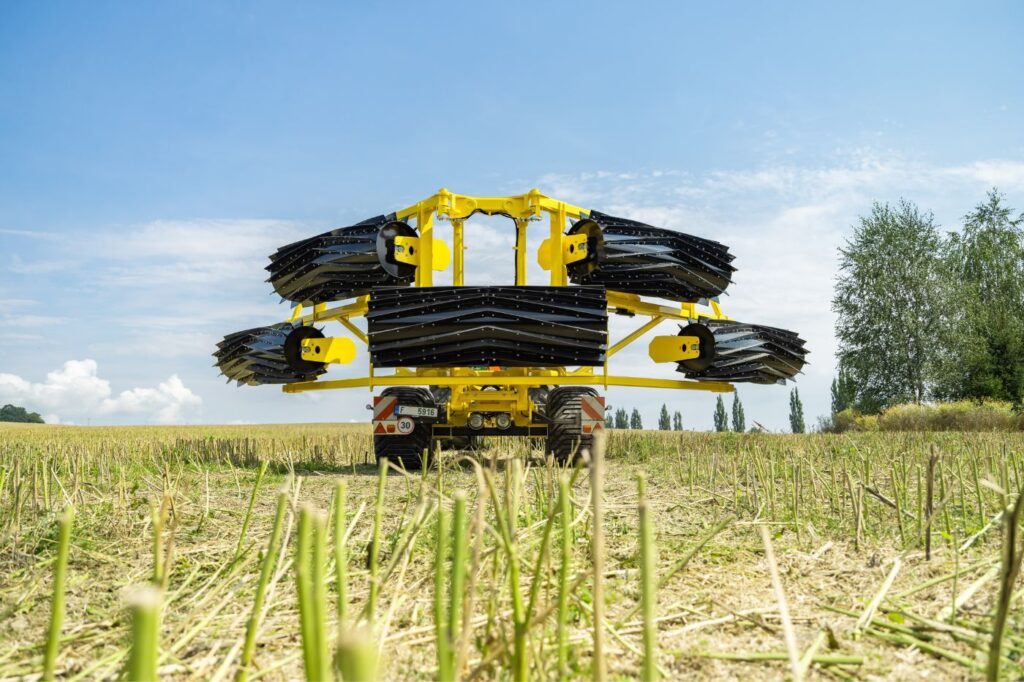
[2,2,1023,428]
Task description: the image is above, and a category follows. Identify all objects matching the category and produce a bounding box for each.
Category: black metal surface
[214,323,327,386]
[676,322,717,372]
[266,214,416,304]
[567,210,735,302]
[367,286,608,367]
[677,318,808,385]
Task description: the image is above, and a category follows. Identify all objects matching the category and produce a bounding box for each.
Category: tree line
[611,388,808,433]
[0,404,45,424]
[832,190,1024,417]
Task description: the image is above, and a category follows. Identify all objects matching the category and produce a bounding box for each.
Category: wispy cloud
[0,228,58,240]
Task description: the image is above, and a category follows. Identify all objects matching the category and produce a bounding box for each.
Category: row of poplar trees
[613,388,808,433]
[833,190,1024,413]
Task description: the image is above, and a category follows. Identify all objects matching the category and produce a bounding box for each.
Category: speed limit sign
[396,416,415,434]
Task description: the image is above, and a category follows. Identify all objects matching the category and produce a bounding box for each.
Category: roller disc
[567,210,735,302]
[678,319,808,385]
[214,323,328,386]
[367,286,608,367]
[266,214,416,304]
[283,325,326,374]
[677,322,716,372]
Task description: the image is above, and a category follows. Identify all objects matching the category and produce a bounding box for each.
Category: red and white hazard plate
[581,395,605,434]
[372,395,399,435]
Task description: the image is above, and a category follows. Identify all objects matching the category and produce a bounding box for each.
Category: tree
[833,200,949,412]
[672,411,683,431]
[937,190,1024,405]
[658,404,671,430]
[831,368,857,415]
[630,408,643,430]
[713,396,728,432]
[0,404,44,424]
[613,407,628,429]
[731,393,746,432]
[789,388,805,434]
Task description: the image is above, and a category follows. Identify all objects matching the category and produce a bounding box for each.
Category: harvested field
[1,424,1023,680]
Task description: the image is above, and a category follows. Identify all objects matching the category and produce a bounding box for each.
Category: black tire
[545,387,599,463]
[374,387,434,470]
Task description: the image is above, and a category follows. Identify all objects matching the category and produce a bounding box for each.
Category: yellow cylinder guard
[392,235,451,271]
[300,336,357,365]
[648,335,702,363]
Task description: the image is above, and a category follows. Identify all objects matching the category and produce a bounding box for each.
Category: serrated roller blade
[567,210,735,302]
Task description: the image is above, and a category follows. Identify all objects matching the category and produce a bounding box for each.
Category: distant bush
[824,401,1022,433]
[0,404,45,424]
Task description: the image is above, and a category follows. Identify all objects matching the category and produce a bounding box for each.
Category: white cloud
[86,219,305,290]
[0,359,201,424]
[0,228,57,240]
[4,314,68,327]
[102,375,201,424]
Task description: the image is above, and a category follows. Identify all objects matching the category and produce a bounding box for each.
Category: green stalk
[150,498,164,586]
[237,490,287,682]
[557,474,572,680]
[483,469,527,681]
[699,651,863,665]
[971,455,985,528]
[435,502,452,682]
[449,491,468,679]
[126,585,161,682]
[986,492,1024,681]
[638,476,658,682]
[295,506,320,682]
[234,461,268,564]
[333,480,348,630]
[336,626,379,682]
[312,511,331,681]
[368,458,387,623]
[43,506,74,681]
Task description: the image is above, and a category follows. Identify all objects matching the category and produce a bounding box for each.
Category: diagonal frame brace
[607,316,666,358]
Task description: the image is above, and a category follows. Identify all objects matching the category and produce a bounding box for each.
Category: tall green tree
[831,368,857,414]
[0,404,44,423]
[630,408,643,430]
[789,388,805,434]
[938,190,1024,404]
[613,407,628,429]
[731,393,746,432]
[672,411,683,431]
[833,200,949,412]
[713,397,728,432]
[658,404,671,430]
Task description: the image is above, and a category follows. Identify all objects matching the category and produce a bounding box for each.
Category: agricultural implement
[215,189,807,467]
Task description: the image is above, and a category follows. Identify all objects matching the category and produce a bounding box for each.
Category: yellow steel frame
[280,189,736,425]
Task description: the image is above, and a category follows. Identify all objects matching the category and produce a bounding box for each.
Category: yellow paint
[515,218,528,285]
[415,207,434,286]
[393,235,450,271]
[336,318,367,345]
[452,219,465,286]
[300,336,357,365]
[608,316,665,358]
[283,373,734,394]
[648,335,702,363]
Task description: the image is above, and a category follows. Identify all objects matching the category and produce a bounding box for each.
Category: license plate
[396,405,438,418]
